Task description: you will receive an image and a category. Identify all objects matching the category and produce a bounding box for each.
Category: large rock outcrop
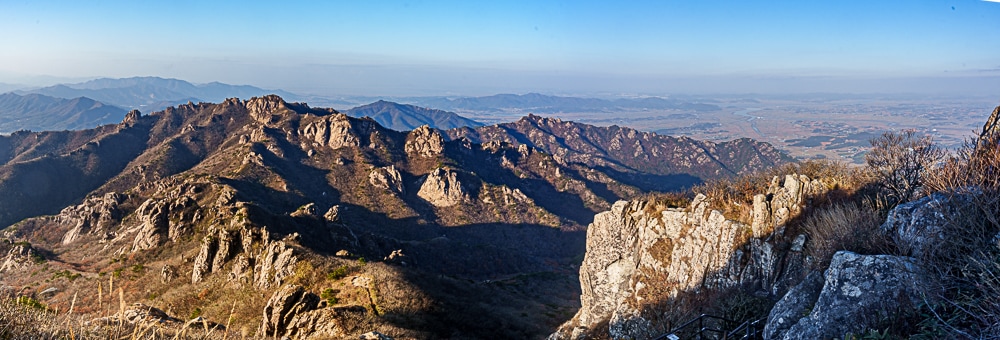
[552,174,823,339]
[765,252,924,339]
[369,165,405,194]
[417,168,467,207]
[260,284,368,339]
[59,192,127,245]
[404,125,445,158]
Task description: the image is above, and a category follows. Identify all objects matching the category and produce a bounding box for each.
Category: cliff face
[554,174,823,339]
[558,173,992,339]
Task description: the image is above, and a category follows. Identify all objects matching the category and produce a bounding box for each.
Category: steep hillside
[0,93,127,133]
[343,100,483,131]
[0,95,674,338]
[448,114,793,191]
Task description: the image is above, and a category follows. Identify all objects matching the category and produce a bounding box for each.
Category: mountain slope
[25,76,298,111]
[0,92,128,133]
[447,114,793,191]
[0,95,790,338]
[343,100,483,131]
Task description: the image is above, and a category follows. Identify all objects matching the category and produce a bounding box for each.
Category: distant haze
[1,1,999,97]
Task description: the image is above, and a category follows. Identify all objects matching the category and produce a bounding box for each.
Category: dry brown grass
[800,201,891,269]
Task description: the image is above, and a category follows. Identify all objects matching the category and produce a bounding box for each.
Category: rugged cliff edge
[551,173,948,339]
[552,174,824,339]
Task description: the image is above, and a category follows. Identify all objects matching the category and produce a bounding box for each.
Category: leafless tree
[865,130,943,206]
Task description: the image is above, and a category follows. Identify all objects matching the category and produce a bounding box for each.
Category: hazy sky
[1,0,999,96]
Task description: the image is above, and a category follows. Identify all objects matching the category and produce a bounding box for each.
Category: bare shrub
[865,130,943,206]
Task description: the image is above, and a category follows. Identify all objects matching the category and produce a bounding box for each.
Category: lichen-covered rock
[417,168,466,207]
[763,271,823,340]
[880,193,961,258]
[369,166,404,194]
[777,251,924,340]
[405,125,445,158]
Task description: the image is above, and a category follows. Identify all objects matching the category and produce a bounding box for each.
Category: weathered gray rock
[405,125,445,158]
[59,192,127,245]
[369,165,404,193]
[880,193,961,258]
[161,265,176,283]
[417,168,466,207]
[763,271,823,340]
[191,234,216,283]
[121,303,179,324]
[0,243,40,272]
[553,174,826,339]
[129,199,167,251]
[778,251,924,340]
[260,285,321,337]
[285,305,368,339]
[254,240,298,290]
[299,114,378,150]
[245,95,289,124]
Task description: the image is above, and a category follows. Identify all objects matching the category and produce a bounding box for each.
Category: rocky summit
[0,95,790,338]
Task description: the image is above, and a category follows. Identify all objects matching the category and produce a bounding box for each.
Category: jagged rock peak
[405,125,445,158]
[122,109,141,125]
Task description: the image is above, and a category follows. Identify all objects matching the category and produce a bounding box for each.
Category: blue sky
[1,0,998,95]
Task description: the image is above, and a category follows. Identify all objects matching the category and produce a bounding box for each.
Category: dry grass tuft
[800,201,890,269]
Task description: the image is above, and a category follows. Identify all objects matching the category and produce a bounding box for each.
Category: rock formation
[59,192,127,245]
[405,125,445,158]
[553,174,822,339]
[260,284,368,338]
[766,252,924,339]
[369,165,405,193]
[417,168,466,207]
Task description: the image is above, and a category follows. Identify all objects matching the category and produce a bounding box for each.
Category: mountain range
[0,93,127,133]
[20,76,298,111]
[0,95,788,338]
[409,92,722,113]
[343,100,483,131]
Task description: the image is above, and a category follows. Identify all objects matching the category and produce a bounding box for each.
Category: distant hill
[412,93,721,113]
[343,100,483,131]
[0,93,127,133]
[23,76,298,111]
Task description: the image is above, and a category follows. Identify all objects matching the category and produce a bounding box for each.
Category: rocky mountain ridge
[0,94,791,338]
[448,114,792,191]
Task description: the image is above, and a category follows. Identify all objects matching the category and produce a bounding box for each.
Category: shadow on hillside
[275,199,590,338]
[593,165,703,193]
